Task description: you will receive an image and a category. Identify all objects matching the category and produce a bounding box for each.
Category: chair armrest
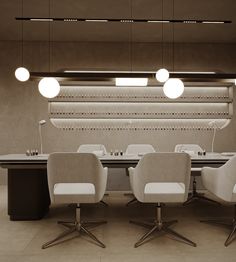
[128,167,145,202]
[201,167,221,196]
[103,167,108,177]
[128,167,135,190]
[96,167,108,202]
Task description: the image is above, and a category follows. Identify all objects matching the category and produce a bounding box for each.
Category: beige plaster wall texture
[0,41,236,187]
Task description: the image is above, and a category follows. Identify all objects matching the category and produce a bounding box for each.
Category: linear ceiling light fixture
[29,71,236,84]
[15,17,231,24]
[15,0,30,82]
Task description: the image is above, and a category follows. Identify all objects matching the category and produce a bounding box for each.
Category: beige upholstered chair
[129,152,196,247]
[175,144,219,206]
[77,144,107,156]
[201,155,236,246]
[77,144,108,206]
[125,144,155,155]
[125,144,155,206]
[174,144,202,154]
[42,153,108,249]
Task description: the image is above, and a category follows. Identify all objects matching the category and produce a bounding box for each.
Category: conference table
[0,153,234,221]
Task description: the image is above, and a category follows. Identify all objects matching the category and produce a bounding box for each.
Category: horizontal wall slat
[49,86,231,103]
[49,102,231,119]
[50,119,231,131]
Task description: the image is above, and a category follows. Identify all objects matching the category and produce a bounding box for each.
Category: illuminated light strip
[115,78,148,86]
[183,21,197,23]
[30,18,53,21]
[85,19,108,22]
[172,71,216,74]
[202,21,225,24]
[16,17,232,24]
[148,20,170,23]
[64,19,78,22]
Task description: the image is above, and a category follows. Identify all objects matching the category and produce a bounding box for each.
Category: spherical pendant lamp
[15,67,30,82]
[156,68,169,83]
[163,78,184,99]
[38,77,60,98]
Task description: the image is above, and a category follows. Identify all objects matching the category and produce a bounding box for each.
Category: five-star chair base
[42,204,106,249]
[130,203,197,248]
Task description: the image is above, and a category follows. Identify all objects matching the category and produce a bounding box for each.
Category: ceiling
[0,0,236,43]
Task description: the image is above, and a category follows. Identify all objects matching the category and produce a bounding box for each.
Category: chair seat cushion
[54,183,95,195]
[144,182,185,194]
[143,182,186,203]
[53,183,96,204]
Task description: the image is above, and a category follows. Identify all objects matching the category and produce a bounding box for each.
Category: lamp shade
[155,68,169,83]
[38,77,60,98]
[15,67,30,82]
[163,78,184,99]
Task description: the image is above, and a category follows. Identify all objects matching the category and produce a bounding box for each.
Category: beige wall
[1,41,236,185]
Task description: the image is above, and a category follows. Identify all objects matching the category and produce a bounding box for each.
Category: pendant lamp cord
[161,0,164,68]
[130,0,133,72]
[21,0,24,66]
[172,0,175,72]
[48,0,51,72]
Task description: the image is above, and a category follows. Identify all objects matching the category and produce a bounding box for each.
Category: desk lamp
[208,120,230,152]
[39,120,46,155]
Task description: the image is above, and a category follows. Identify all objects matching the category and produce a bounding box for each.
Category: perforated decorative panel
[49,85,233,131]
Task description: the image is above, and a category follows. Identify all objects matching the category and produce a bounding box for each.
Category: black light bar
[29,71,236,83]
[15,17,232,24]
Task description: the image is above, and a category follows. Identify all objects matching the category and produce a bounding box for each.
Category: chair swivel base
[183,191,221,206]
[130,204,196,248]
[42,220,107,249]
[126,197,138,206]
[99,200,109,206]
[126,198,165,207]
[200,218,236,246]
[183,179,220,206]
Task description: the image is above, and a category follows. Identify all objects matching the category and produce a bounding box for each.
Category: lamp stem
[211,127,217,153]
[39,124,43,154]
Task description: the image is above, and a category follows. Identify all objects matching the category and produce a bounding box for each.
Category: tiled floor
[0,185,236,262]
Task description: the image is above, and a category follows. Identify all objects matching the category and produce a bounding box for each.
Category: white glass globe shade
[15,67,30,82]
[38,77,60,98]
[155,68,169,83]
[235,79,236,85]
[163,78,184,99]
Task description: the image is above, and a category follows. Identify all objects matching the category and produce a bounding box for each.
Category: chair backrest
[47,153,106,202]
[208,155,236,202]
[133,152,191,200]
[125,144,155,155]
[77,144,107,154]
[174,144,203,154]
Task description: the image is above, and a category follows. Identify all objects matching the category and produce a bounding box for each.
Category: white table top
[0,152,235,162]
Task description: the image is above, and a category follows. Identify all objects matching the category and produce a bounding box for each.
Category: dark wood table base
[8,168,50,221]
